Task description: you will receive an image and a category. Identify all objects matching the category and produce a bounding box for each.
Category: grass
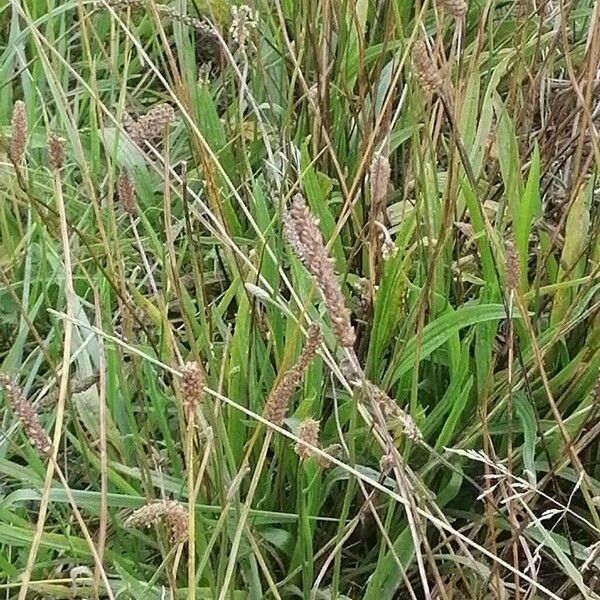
[1,0,599,598]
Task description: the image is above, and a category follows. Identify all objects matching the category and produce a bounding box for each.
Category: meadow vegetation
[1,0,600,598]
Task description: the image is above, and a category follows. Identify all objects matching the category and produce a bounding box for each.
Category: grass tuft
[1,0,599,598]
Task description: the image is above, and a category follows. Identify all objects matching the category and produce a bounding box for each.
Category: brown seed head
[125,501,168,529]
[180,361,205,418]
[284,195,356,347]
[72,371,100,394]
[118,168,136,215]
[411,40,443,95]
[283,194,325,270]
[164,500,188,543]
[123,111,143,145]
[125,500,188,544]
[9,101,27,164]
[138,103,175,141]
[263,324,321,426]
[504,237,520,291]
[0,373,52,457]
[369,152,391,208]
[40,371,100,408]
[294,417,320,460]
[48,134,65,170]
[438,0,467,17]
[320,273,356,347]
[123,104,174,145]
[296,324,322,371]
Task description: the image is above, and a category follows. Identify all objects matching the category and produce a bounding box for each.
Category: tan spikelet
[118,168,136,215]
[284,195,356,347]
[48,134,65,170]
[164,501,188,543]
[230,4,258,47]
[180,361,205,418]
[411,41,443,95]
[138,103,175,141]
[0,373,52,457]
[123,112,143,144]
[438,0,467,18]
[124,104,175,145]
[72,371,100,394]
[9,101,27,164]
[504,237,520,291]
[369,152,391,207]
[125,500,188,544]
[293,416,341,468]
[293,418,338,468]
[294,417,320,460]
[125,502,167,528]
[263,324,321,426]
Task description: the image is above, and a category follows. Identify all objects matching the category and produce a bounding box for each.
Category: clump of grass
[2,0,599,598]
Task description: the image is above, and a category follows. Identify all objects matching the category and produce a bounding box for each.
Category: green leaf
[385,304,517,386]
[550,177,592,326]
[436,376,473,450]
[512,144,541,286]
[515,393,538,486]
